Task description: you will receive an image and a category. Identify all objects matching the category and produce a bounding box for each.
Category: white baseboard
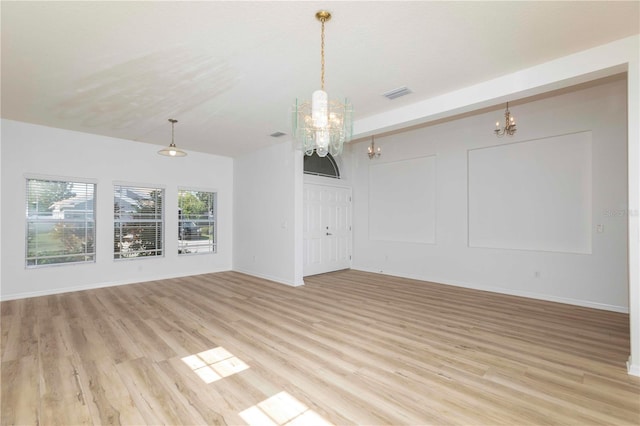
[1,267,302,301]
[628,358,640,377]
[232,268,304,287]
[351,267,629,313]
[0,269,231,301]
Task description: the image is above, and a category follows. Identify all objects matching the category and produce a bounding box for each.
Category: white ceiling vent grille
[382,86,412,100]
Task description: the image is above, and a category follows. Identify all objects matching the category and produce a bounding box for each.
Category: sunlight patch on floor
[181,347,249,384]
[239,391,333,426]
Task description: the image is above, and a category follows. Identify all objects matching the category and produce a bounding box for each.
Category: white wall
[351,78,628,312]
[626,37,640,377]
[233,141,304,286]
[0,119,233,300]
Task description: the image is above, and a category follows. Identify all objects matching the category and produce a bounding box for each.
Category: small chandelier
[494,102,516,137]
[293,10,353,158]
[368,135,381,159]
[158,118,187,157]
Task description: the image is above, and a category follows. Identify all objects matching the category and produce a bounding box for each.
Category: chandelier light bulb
[312,90,328,127]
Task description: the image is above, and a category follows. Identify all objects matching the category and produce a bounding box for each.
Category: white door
[303,183,352,276]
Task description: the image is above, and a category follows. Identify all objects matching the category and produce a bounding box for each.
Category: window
[178,189,216,255]
[26,178,96,267]
[114,185,164,259]
[303,151,340,178]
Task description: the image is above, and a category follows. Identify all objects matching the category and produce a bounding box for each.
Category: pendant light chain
[169,118,178,146]
[320,17,326,91]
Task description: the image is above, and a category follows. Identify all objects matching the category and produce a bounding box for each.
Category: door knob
[326,232,332,236]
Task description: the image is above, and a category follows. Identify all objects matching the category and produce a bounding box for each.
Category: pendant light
[494,102,517,137]
[158,119,187,157]
[367,135,381,159]
[292,10,353,158]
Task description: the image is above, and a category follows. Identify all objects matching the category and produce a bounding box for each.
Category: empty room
[1,1,639,425]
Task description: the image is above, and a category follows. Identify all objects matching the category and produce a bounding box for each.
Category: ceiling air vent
[270,131,287,138]
[382,86,412,100]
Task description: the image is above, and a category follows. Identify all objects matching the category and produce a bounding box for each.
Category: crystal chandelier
[293,10,353,157]
[158,119,187,157]
[494,102,516,137]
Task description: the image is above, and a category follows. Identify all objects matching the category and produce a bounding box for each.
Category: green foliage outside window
[26,178,95,267]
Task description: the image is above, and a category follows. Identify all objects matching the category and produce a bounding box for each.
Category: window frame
[113,183,165,260]
[178,188,217,255]
[25,175,97,268]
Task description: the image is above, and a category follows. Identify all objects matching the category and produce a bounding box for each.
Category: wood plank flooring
[1,270,639,425]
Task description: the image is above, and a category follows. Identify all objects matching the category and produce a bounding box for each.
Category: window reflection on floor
[182,348,331,425]
[181,346,249,384]
[239,391,333,426]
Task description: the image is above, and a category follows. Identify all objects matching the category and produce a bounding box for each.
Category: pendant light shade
[158,119,187,157]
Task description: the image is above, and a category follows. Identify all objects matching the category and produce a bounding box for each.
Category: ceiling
[2,1,639,158]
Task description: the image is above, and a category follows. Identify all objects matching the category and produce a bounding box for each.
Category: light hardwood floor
[2,270,639,425]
